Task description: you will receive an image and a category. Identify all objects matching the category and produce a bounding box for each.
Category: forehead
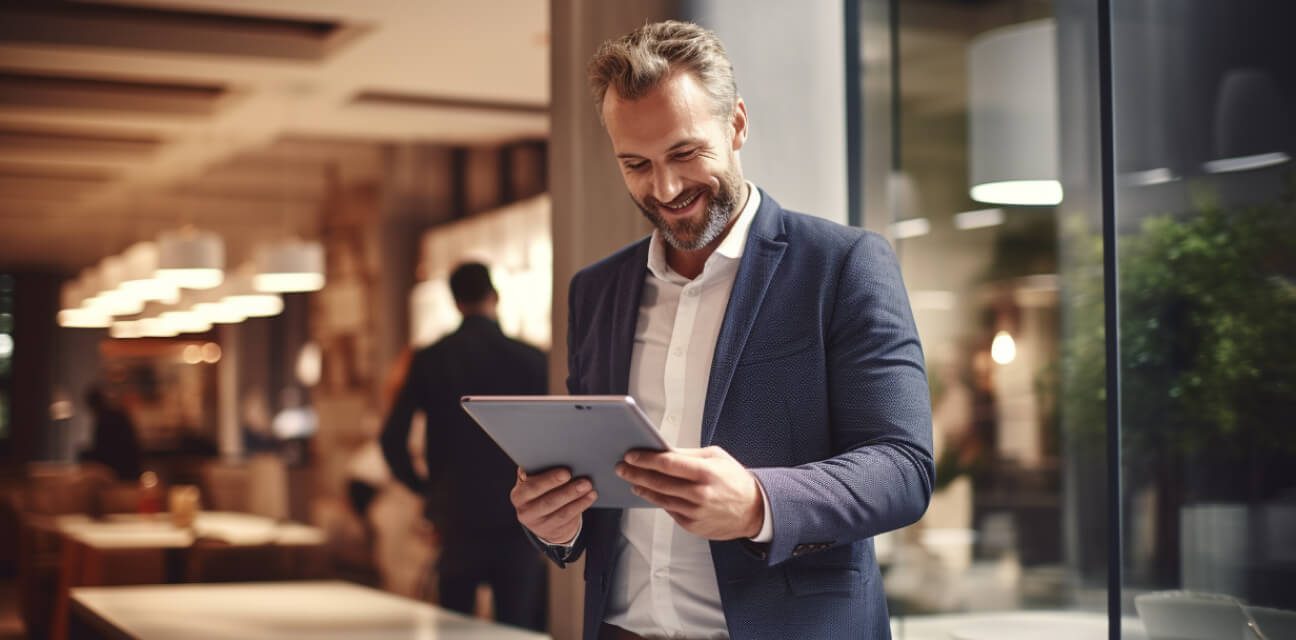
[602,72,719,155]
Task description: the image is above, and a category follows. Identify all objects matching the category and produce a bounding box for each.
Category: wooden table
[48,512,327,639]
[69,581,550,640]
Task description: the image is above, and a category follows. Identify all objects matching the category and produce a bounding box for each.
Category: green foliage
[1061,176,1296,458]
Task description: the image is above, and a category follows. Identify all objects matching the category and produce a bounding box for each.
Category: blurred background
[0,1,1292,639]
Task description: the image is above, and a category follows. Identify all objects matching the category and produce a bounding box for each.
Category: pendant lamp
[156,228,224,290]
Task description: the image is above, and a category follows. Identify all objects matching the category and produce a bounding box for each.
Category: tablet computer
[460,395,669,509]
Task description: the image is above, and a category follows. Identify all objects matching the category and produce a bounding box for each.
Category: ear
[730,98,749,151]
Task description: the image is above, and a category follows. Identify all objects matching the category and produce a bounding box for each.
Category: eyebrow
[615,138,704,160]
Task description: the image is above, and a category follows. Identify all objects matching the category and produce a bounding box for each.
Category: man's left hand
[616,446,764,540]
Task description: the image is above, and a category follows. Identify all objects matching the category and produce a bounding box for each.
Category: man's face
[602,72,748,252]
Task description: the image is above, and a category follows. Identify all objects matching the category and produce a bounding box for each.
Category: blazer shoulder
[777,208,882,254]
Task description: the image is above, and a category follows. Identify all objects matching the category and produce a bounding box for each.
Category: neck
[664,181,750,280]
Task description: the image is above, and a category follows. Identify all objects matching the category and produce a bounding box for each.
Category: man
[381,262,548,631]
[510,20,935,640]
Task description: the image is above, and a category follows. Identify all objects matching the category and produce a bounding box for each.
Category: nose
[651,165,683,204]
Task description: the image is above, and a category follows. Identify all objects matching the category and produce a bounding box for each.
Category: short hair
[448,262,496,305]
[588,20,737,121]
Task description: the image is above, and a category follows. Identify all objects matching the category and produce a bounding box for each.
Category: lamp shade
[253,240,325,293]
[221,266,284,318]
[84,263,144,317]
[156,229,225,290]
[120,241,181,303]
[968,19,1062,206]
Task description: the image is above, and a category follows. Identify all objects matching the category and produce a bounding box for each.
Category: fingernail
[579,480,592,491]
[631,487,642,496]
[624,452,638,463]
[559,471,572,482]
[614,465,626,477]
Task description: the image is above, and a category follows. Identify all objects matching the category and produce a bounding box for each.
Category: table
[69,581,550,640]
[47,512,327,639]
[889,610,1149,640]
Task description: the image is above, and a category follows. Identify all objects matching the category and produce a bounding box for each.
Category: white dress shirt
[602,183,768,639]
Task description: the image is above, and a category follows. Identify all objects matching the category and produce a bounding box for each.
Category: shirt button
[667,415,677,423]
[687,289,700,297]
[653,568,668,579]
[672,347,684,357]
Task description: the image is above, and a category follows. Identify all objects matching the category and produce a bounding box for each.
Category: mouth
[658,189,704,217]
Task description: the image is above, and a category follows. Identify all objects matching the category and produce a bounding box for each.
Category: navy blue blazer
[545,189,934,639]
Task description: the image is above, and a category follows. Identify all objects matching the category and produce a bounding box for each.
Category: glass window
[1112,1,1296,637]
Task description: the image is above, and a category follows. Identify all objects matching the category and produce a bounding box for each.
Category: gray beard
[636,173,743,251]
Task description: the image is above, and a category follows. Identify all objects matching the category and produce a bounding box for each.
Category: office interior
[0,1,1292,639]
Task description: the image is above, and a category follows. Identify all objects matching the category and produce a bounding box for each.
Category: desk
[70,581,550,640]
[48,512,327,639]
[890,611,1149,640]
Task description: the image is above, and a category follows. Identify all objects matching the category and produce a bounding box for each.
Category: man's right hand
[511,467,597,545]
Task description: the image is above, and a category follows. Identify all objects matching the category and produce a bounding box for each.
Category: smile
[662,190,702,212]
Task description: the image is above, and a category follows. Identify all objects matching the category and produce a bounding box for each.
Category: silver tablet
[460,395,669,509]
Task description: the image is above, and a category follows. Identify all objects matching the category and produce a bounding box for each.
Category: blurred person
[380,262,548,630]
[509,21,933,639]
[81,385,142,481]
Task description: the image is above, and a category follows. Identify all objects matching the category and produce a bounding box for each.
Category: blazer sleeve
[750,232,935,566]
[379,352,430,497]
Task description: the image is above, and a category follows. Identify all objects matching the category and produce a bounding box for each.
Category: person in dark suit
[82,386,142,481]
[510,21,934,639]
[380,262,548,631]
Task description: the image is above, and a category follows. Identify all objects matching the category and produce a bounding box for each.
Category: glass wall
[876,0,1109,625]
[869,0,1295,637]
[1111,1,1296,637]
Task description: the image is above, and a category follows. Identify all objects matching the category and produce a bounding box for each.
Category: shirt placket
[649,274,703,635]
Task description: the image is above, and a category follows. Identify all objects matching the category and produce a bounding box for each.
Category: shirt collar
[646,181,760,281]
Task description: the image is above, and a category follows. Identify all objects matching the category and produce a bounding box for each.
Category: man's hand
[511,467,597,545]
[616,446,764,540]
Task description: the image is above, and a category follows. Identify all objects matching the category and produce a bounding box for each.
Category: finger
[632,485,699,515]
[534,489,598,532]
[616,463,701,503]
[511,467,573,506]
[518,478,593,521]
[623,451,709,481]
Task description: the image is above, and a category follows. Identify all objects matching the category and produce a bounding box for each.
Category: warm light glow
[155,268,224,290]
[953,208,1006,230]
[991,330,1018,365]
[58,308,112,328]
[0,333,11,358]
[109,321,141,339]
[86,290,145,317]
[120,278,181,304]
[970,180,1063,206]
[889,218,931,240]
[296,342,322,387]
[222,293,284,318]
[160,310,212,334]
[193,301,246,325]
[252,273,325,293]
[182,344,203,364]
[201,342,222,363]
[138,318,179,338]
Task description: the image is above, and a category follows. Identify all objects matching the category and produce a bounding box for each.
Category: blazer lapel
[608,240,650,395]
[701,195,788,445]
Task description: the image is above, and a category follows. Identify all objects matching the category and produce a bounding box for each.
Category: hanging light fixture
[57,278,111,328]
[189,285,247,325]
[156,228,225,290]
[968,19,1063,206]
[221,265,284,318]
[253,239,325,293]
[120,241,181,303]
[84,261,144,317]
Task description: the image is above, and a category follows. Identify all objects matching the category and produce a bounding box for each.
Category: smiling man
[510,20,934,640]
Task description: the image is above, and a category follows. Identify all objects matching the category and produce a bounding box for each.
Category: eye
[672,148,700,161]
[623,160,648,171]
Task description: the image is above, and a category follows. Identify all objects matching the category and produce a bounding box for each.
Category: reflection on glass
[1112,3,1296,637]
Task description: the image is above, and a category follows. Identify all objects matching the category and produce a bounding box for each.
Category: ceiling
[0,0,549,272]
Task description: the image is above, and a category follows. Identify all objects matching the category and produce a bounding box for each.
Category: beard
[633,166,745,252]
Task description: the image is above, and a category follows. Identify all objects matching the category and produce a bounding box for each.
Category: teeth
[666,192,699,210]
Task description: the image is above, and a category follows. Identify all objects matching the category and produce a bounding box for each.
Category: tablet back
[460,395,668,509]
